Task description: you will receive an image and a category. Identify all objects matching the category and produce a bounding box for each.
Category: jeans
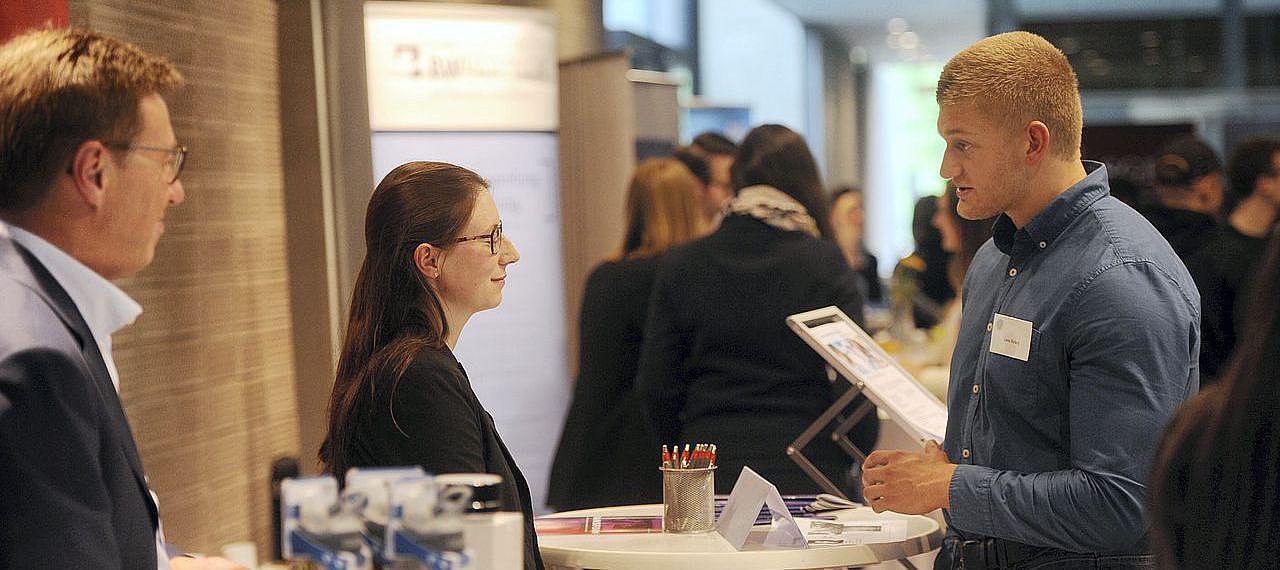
[935,537,1156,570]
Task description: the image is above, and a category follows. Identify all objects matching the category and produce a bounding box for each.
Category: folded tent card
[715,466,807,549]
[714,467,910,549]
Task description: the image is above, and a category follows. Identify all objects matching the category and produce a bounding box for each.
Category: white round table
[537,504,942,570]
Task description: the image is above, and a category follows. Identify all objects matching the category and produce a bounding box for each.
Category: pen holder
[660,466,716,533]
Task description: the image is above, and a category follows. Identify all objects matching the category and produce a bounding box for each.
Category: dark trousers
[935,537,1155,570]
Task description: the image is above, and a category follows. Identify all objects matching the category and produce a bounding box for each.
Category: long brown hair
[613,158,705,261]
[1150,231,1280,569]
[318,161,486,478]
[731,124,833,237]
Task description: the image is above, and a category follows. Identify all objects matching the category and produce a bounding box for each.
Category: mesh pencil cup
[660,466,716,533]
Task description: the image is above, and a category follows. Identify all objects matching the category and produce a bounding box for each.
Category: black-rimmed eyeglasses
[107,143,188,184]
[449,223,503,255]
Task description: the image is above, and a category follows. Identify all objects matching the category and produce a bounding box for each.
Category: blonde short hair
[937,31,1082,160]
[613,158,706,261]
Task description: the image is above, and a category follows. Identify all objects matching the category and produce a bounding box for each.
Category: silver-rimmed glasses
[107,143,188,184]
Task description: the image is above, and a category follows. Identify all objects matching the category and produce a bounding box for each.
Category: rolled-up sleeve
[948,260,1199,552]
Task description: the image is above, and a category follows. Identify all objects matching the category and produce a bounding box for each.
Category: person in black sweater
[1139,136,1223,264]
[638,124,878,496]
[1187,137,1280,383]
[547,158,708,511]
[318,162,543,569]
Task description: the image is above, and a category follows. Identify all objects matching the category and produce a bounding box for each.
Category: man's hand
[861,440,956,515]
[170,556,248,570]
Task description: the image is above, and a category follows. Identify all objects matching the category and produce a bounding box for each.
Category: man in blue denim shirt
[861,32,1199,569]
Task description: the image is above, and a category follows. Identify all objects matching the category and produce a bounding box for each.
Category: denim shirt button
[961,448,971,459]
[1008,268,1018,277]
[1039,241,1048,249]
[972,384,980,394]
[987,322,993,332]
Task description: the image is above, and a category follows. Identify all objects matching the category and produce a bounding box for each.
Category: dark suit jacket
[346,345,544,570]
[0,234,159,569]
[637,214,879,495]
[547,255,663,511]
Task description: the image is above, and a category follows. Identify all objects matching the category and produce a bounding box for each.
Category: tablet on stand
[784,306,948,498]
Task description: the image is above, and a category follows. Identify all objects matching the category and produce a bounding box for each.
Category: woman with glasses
[318,161,543,569]
[637,125,878,496]
[547,158,707,511]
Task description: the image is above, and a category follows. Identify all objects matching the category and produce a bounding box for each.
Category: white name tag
[989,313,1033,362]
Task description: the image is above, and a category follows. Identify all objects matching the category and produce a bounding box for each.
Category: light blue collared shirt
[943,162,1200,553]
[0,220,170,570]
[0,221,140,390]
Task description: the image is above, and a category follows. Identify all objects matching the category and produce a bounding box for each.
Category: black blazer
[548,256,663,511]
[0,236,160,569]
[637,214,878,495]
[347,345,544,570]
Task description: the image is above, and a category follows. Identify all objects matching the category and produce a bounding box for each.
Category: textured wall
[69,0,299,556]
[558,52,636,369]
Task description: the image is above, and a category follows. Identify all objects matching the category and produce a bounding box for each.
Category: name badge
[989,313,1033,362]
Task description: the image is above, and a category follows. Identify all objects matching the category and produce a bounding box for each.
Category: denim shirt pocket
[983,327,1046,400]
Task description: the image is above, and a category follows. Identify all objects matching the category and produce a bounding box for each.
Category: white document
[716,467,806,550]
[801,518,909,545]
[990,313,1033,362]
[786,307,948,443]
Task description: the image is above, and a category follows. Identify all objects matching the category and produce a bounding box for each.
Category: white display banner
[372,132,569,513]
[364,2,558,131]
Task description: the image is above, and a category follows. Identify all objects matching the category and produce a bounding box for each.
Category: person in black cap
[1185,137,1280,383]
[1139,135,1224,263]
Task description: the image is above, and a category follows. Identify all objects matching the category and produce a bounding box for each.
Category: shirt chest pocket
[982,327,1052,402]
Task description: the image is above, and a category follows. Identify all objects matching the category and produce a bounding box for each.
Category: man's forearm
[947,464,1147,552]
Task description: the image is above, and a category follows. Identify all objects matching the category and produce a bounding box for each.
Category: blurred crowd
[546,120,1280,567]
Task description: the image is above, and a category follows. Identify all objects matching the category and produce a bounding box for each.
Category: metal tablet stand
[785,366,874,500]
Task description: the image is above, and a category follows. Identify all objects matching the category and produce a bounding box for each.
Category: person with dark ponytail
[318,161,542,569]
[1150,230,1280,569]
[637,124,877,495]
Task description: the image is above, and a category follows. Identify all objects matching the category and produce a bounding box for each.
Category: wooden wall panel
[558,52,636,369]
[69,0,298,557]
